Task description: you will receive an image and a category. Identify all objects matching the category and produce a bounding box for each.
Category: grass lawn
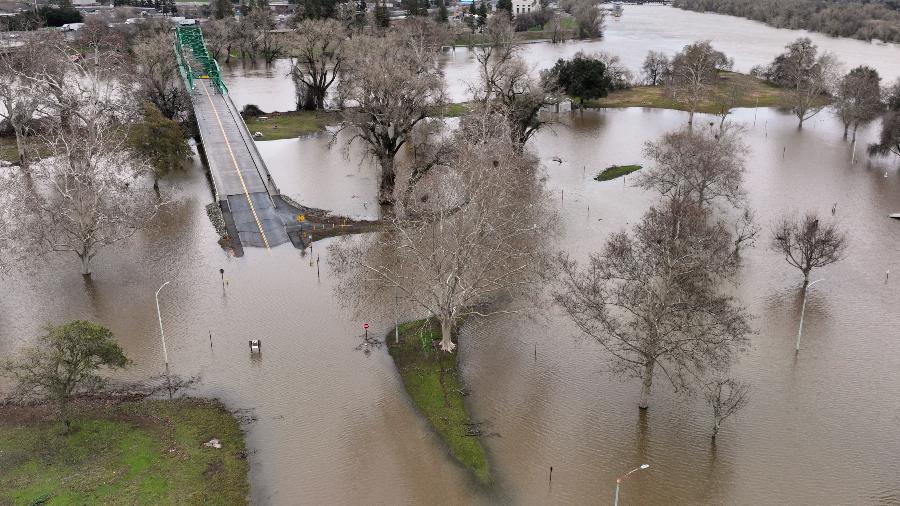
[583,72,829,114]
[0,398,249,505]
[595,164,641,181]
[387,319,491,484]
[243,103,471,141]
[429,102,471,118]
[242,110,340,140]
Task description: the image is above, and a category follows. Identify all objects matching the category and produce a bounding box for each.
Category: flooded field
[2,6,900,505]
[221,4,900,111]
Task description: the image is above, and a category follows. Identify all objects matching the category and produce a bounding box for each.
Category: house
[512,0,538,14]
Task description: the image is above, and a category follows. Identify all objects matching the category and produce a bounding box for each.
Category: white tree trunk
[80,254,92,276]
[439,317,456,353]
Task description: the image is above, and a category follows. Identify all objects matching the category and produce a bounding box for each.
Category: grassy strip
[595,164,641,181]
[244,103,471,141]
[583,72,830,113]
[242,110,340,140]
[0,398,249,505]
[387,319,491,484]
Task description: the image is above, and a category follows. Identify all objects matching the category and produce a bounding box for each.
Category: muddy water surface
[3,9,900,503]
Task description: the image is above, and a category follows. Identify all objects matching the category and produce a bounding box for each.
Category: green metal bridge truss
[174,25,227,95]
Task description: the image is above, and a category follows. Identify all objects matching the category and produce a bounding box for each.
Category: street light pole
[614,463,649,506]
[155,281,172,399]
[796,278,824,352]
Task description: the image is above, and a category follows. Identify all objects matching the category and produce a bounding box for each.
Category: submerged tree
[573,0,605,39]
[129,103,191,192]
[331,127,552,353]
[133,31,190,121]
[833,66,883,141]
[869,81,900,162]
[639,124,748,210]
[338,31,444,205]
[289,19,346,111]
[8,126,164,276]
[669,41,732,124]
[476,17,554,147]
[771,212,847,287]
[556,198,753,409]
[767,38,840,128]
[0,36,58,171]
[0,321,129,431]
[704,377,750,439]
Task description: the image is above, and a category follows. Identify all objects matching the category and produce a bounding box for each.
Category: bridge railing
[174,36,194,92]
[174,25,227,95]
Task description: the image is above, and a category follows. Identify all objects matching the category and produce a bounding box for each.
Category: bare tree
[768,38,840,128]
[712,80,746,130]
[833,66,883,141]
[338,33,445,205]
[771,212,847,287]
[641,50,670,86]
[288,19,346,111]
[573,0,606,39]
[250,8,284,65]
[6,126,163,276]
[475,17,554,147]
[0,35,62,170]
[556,198,753,409]
[133,31,190,121]
[330,130,552,352]
[704,377,750,439]
[203,18,239,62]
[639,123,748,211]
[669,41,732,124]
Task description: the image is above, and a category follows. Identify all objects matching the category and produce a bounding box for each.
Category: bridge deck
[191,78,288,248]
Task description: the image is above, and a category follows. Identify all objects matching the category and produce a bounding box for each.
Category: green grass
[242,110,340,140]
[387,319,491,484]
[429,102,471,118]
[595,164,641,181]
[0,398,249,505]
[583,71,830,113]
[244,103,471,141]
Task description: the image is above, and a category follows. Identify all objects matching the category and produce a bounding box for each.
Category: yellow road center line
[200,83,271,250]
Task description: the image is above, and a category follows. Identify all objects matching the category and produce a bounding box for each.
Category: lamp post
[796,278,824,352]
[155,281,172,399]
[614,463,649,506]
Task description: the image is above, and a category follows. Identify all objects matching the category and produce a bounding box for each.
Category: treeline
[672,0,900,43]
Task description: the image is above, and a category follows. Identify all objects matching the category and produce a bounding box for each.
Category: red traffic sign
[363,323,369,329]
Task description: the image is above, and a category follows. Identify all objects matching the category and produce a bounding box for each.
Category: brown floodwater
[220,4,900,111]
[3,10,900,505]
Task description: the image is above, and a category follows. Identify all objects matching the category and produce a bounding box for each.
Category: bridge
[174,25,303,253]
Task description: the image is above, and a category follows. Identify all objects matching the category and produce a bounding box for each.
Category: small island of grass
[0,398,249,505]
[242,109,340,140]
[387,319,491,484]
[595,164,642,181]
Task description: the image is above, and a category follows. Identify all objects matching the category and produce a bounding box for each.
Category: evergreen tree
[477,1,487,27]
[435,0,447,22]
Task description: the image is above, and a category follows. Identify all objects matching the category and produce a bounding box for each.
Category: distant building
[512,0,537,14]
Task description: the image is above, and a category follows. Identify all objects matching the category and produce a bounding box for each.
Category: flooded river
[3,7,900,506]
[221,4,900,111]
